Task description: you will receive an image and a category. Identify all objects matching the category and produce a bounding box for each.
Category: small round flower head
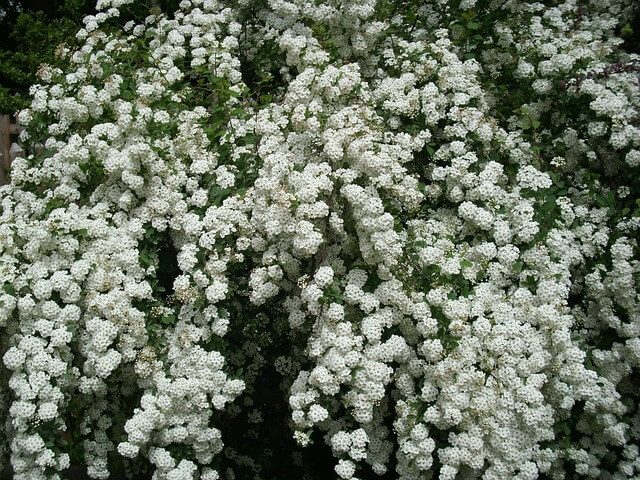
[314,266,334,288]
[335,459,356,479]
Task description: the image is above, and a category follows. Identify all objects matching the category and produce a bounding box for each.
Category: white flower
[307,404,329,423]
[206,279,228,302]
[3,347,26,370]
[314,266,334,288]
[335,459,356,479]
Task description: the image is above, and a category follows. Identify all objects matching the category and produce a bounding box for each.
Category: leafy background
[0,0,185,115]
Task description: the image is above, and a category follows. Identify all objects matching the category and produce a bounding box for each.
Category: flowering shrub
[1,0,640,479]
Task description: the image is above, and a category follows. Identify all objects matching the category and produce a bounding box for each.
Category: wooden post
[10,143,24,163]
[0,115,10,185]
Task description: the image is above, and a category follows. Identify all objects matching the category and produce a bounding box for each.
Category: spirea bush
[1,0,640,479]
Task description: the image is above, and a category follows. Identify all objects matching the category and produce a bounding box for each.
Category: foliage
[0,0,184,114]
[0,1,96,113]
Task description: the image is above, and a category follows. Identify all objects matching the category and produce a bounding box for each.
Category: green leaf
[140,251,153,267]
[45,198,65,214]
[145,226,155,240]
[522,275,539,292]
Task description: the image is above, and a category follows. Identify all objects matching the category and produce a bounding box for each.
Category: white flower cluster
[1,0,640,478]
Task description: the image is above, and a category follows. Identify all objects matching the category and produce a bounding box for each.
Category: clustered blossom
[1,0,639,479]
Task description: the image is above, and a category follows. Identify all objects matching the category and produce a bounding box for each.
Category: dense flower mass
[1,0,640,479]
